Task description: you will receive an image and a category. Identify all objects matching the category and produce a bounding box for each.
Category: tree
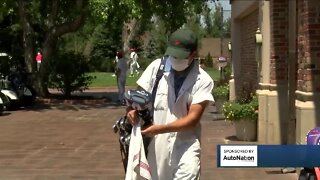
[16,0,89,96]
[144,38,160,60]
[89,23,122,72]
[202,4,213,37]
[144,17,168,59]
[5,0,210,97]
[202,2,230,38]
[211,3,223,38]
[87,0,208,65]
[223,17,231,38]
[185,13,206,40]
[0,1,15,23]
[92,0,208,52]
[0,1,24,68]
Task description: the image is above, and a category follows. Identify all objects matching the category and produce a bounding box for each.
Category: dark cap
[165,28,197,59]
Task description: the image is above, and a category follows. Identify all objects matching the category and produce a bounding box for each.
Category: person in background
[127,28,214,179]
[129,48,140,77]
[115,51,128,104]
[35,52,42,71]
[112,51,119,77]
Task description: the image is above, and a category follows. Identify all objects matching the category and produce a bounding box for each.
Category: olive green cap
[165,28,198,59]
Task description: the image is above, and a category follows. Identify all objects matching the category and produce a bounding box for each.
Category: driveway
[0,88,298,180]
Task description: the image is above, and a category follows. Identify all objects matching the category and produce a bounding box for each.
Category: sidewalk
[0,87,298,179]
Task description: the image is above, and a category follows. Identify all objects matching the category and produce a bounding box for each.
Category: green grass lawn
[88,72,141,87]
[88,67,220,87]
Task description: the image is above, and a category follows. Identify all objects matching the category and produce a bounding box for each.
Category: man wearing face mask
[127,28,214,180]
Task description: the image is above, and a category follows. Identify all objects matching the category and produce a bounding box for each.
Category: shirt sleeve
[191,77,215,105]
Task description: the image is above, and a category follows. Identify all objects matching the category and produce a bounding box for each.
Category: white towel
[125,123,152,180]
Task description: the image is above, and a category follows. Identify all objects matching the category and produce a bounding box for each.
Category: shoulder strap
[151,56,167,105]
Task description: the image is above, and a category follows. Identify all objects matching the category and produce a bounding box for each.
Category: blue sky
[208,0,231,19]
[219,0,231,11]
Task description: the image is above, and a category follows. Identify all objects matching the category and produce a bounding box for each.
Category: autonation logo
[219,145,257,167]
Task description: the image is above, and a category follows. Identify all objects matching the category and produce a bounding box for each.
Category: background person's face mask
[170,57,190,71]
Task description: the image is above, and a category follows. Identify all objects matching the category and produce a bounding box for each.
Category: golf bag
[112,57,167,172]
[112,89,153,172]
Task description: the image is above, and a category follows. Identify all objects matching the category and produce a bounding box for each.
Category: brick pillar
[270,0,289,84]
[257,0,290,144]
[239,10,259,89]
[295,0,320,144]
[297,0,320,92]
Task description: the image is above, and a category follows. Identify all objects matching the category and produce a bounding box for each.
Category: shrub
[100,58,115,72]
[221,63,232,83]
[212,84,229,99]
[48,51,95,97]
[204,53,213,68]
[223,96,258,122]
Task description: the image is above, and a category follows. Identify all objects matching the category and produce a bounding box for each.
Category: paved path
[0,87,298,180]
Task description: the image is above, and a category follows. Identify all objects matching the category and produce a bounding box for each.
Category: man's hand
[141,101,209,135]
[127,109,139,125]
[141,124,163,136]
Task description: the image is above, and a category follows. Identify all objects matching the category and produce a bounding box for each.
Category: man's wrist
[157,124,169,134]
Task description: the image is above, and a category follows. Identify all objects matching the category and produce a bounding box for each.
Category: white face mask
[170,57,189,71]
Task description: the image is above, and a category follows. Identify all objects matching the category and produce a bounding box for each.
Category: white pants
[147,133,201,180]
[37,62,41,71]
[130,62,140,75]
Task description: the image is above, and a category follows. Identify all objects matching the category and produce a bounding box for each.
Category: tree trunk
[122,19,141,54]
[28,37,56,97]
[17,0,41,99]
[37,35,57,97]
[17,0,36,73]
[17,0,89,97]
